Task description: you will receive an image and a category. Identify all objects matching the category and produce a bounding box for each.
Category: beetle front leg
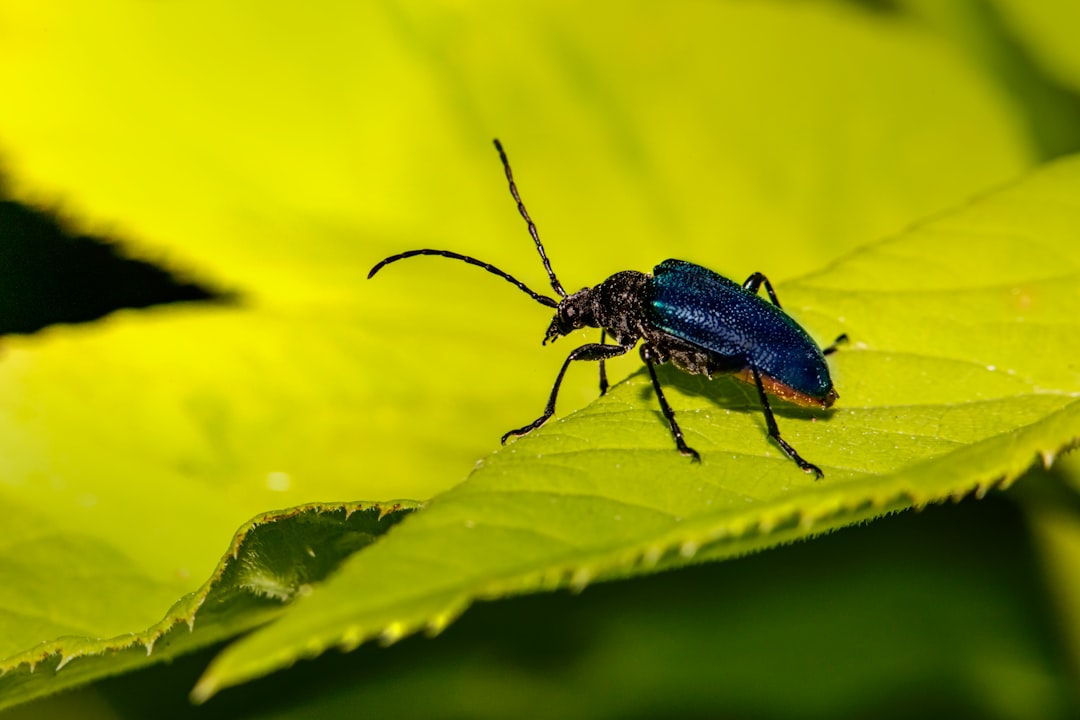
[502,342,635,443]
[598,330,609,396]
[742,272,782,308]
[749,366,823,479]
[640,345,700,462]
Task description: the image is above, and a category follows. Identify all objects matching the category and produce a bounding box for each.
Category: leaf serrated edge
[194,401,1080,701]
[0,499,420,683]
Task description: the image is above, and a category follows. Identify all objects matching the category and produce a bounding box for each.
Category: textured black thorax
[544,270,650,345]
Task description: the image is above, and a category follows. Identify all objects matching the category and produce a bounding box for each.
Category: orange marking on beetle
[734,368,837,409]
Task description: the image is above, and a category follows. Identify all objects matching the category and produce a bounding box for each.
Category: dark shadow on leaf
[631,363,843,422]
[0,192,230,336]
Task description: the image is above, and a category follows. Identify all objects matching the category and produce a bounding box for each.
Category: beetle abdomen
[645,259,834,405]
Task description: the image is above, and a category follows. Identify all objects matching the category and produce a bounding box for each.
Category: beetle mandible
[369,140,846,478]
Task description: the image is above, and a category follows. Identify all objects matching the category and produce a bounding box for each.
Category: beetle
[369,140,846,477]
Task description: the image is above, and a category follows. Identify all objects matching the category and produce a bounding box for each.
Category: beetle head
[544,288,596,344]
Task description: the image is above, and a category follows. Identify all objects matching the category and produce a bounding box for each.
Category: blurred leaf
[0,502,416,712]
[1016,452,1080,691]
[997,0,1080,93]
[195,154,1080,698]
[897,0,1080,158]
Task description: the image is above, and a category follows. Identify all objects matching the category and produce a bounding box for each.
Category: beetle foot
[501,416,550,444]
[679,444,701,463]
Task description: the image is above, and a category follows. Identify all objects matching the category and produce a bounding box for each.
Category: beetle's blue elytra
[368,140,846,478]
[647,260,837,408]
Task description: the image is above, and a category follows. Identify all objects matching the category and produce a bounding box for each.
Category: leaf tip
[378,622,406,646]
[53,652,77,672]
[339,625,364,652]
[1040,448,1057,469]
[641,546,664,568]
[143,635,158,656]
[569,568,595,593]
[190,675,219,705]
[679,540,700,559]
[424,613,454,637]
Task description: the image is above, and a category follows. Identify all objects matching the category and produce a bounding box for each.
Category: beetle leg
[749,367,823,479]
[640,345,700,462]
[502,342,635,444]
[822,333,849,356]
[742,272,782,308]
[598,330,609,396]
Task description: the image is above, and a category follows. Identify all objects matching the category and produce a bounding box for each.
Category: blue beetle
[369,140,845,477]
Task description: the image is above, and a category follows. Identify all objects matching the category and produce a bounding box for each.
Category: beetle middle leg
[640,344,700,462]
[749,366,823,479]
[742,272,782,308]
[502,341,635,444]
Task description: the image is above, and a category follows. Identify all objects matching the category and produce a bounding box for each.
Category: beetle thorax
[543,270,650,345]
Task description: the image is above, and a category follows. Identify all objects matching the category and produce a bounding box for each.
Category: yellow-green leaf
[0,0,1050,711]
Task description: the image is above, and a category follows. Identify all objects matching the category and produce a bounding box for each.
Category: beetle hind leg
[749,367,824,479]
[822,333,849,356]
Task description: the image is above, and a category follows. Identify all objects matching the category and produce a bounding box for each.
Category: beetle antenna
[368,249,559,309]
[493,139,567,299]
